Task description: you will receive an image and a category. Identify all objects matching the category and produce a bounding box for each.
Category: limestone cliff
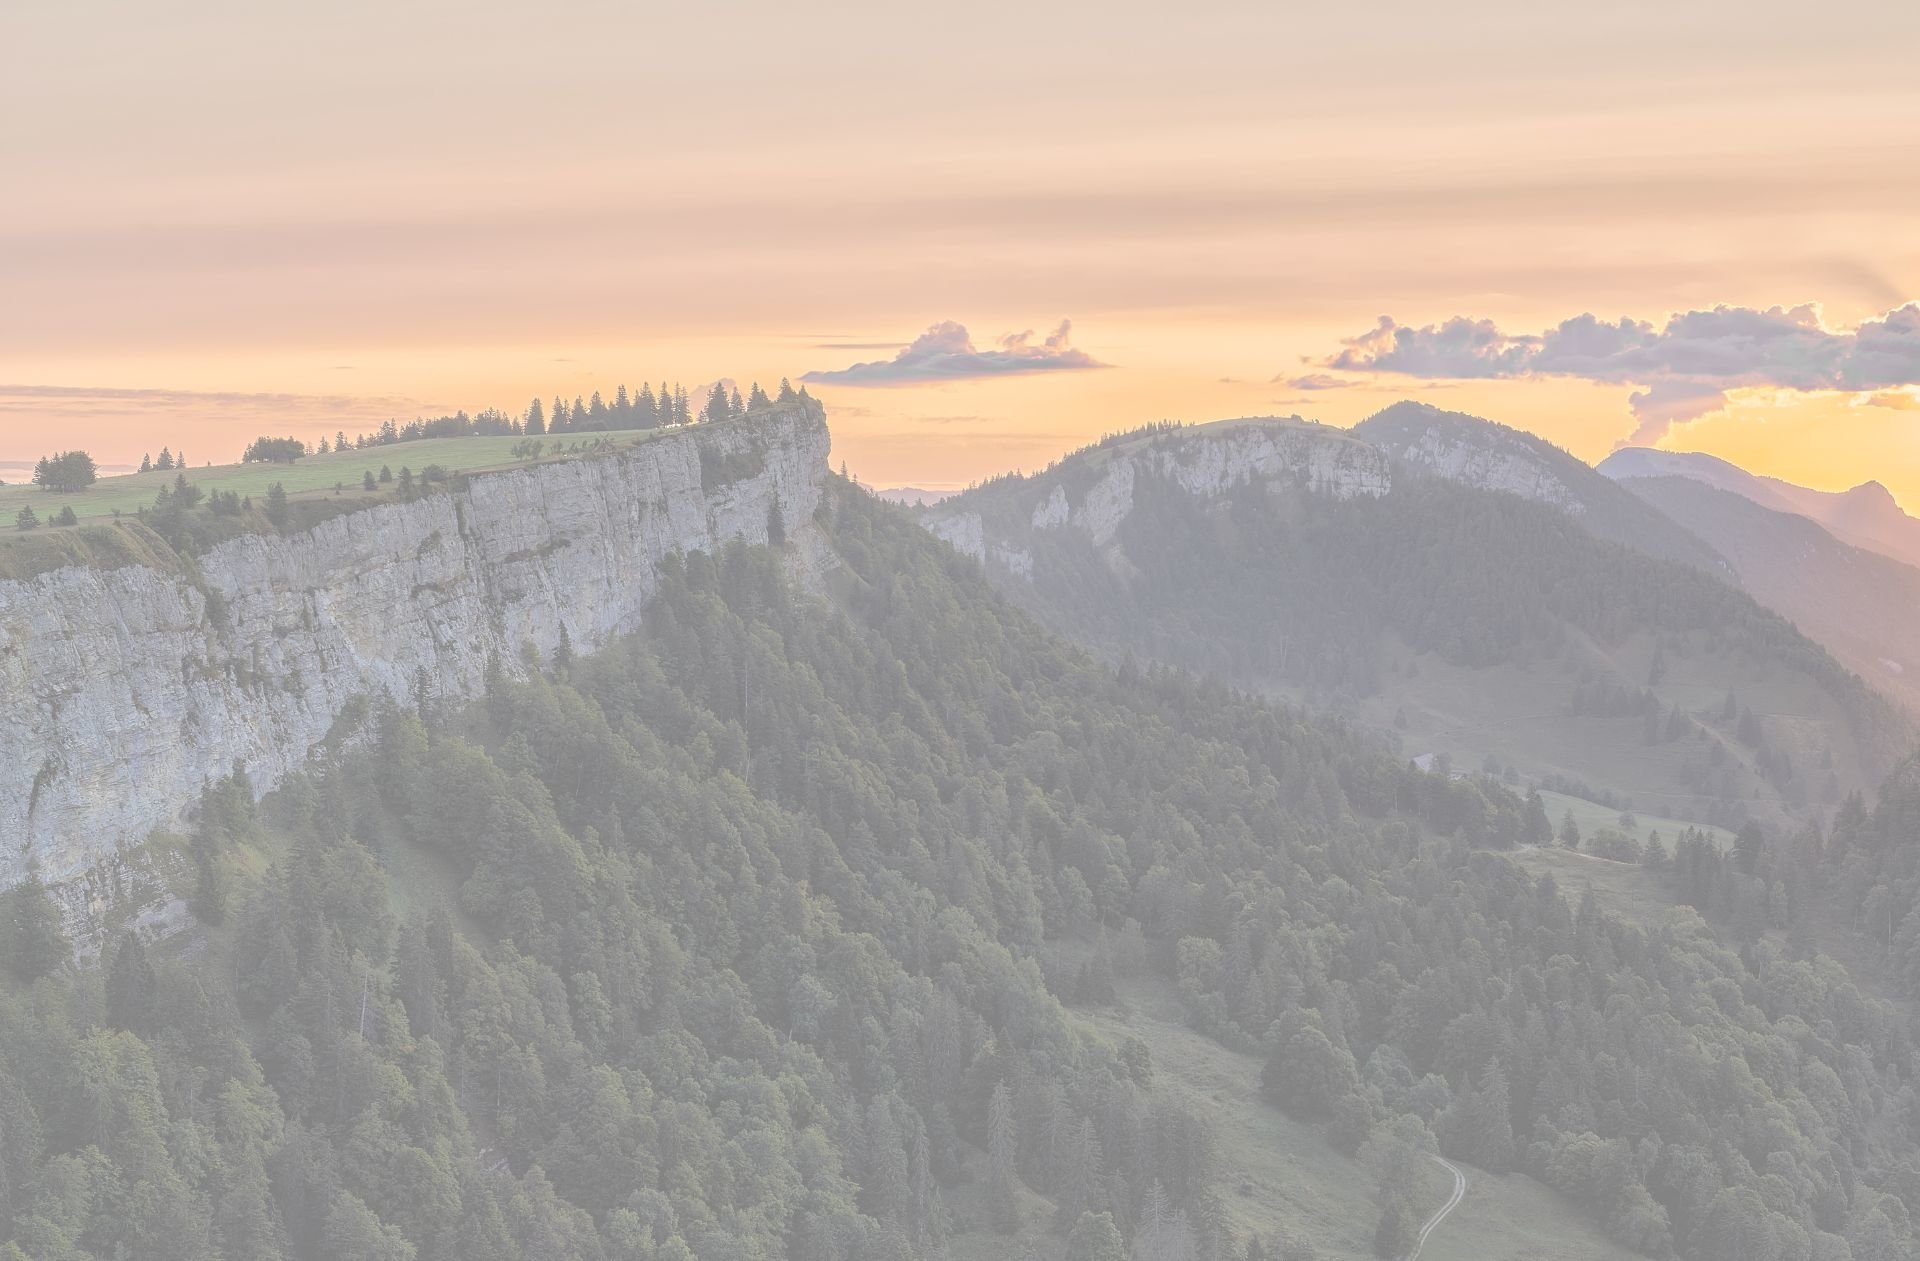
[924,417,1389,578]
[1354,401,1729,575]
[0,404,830,901]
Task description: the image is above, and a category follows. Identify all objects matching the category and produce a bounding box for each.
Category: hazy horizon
[6,1,1919,497]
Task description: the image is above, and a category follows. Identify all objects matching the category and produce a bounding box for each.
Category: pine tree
[106,933,158,1036]
[988,1081,1019,1231]
[192,826,227,925]
[1373,1202,1413,1259]
[265,483,290,528]
[1644,831,1668,868]
[1065,1212,1125,1261]
[525,398,546,436]
[1524,791,1552,845]
[0,874,69,982]
[1559,810,1581,850]
[1469,1061,1514,1173]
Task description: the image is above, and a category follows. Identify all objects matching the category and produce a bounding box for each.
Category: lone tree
[31,450,98,492]
[265,483,291,529]
[15,505,38,531]
[1,873,70,982]
[242,436,307,464]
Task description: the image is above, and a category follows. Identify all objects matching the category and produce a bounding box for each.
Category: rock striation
[0,404,829,895]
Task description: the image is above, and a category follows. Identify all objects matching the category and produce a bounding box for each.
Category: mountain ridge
[924,408,1906,830]
[0,403,828,909]
[1599,445,1920,570]
[1606,471,1920,711]
[1355,401,1731,575]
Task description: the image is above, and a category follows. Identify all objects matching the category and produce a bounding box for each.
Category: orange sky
[4,2,1918,499]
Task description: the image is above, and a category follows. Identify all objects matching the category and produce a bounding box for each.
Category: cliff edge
[0,403,829,896]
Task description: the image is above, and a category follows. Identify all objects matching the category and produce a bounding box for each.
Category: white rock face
[0,406,829,890]
[1064,420,1390,545]
[1031,485,1070,530]
[925,510,987,564]
[925,509,1033,578]
[1387,425,1585,515]
[925,419,1389,573]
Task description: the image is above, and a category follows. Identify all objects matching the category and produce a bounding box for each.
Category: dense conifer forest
[2,483,1919,1260]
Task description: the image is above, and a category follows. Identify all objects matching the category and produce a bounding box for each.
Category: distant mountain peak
[1603,449,1920,571]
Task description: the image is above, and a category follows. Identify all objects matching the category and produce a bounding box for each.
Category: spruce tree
[0,874,69,982]
[105,933,158,1036]
[987,1081,1019,1231]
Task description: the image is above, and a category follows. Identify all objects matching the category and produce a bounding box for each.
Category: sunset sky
[5,1,1919,496]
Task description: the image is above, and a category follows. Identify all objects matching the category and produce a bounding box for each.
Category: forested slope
[937,424,1907,830]
[0,483,1916,1261]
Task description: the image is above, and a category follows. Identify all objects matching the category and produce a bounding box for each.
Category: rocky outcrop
[924,417,1388,577]
[1355,401,1730,575]
[0,404,830,894]
[1357,403,1587,514]
[1377,424,1586,513]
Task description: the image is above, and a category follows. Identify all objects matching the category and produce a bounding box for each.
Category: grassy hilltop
[0,432,669,528]
[0,429,689,582]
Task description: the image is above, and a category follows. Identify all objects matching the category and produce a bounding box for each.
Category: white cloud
[802,320,1107,386]
[1324,302,1920,444]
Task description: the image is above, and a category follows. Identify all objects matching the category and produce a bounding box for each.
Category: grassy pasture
[0,432,664,527]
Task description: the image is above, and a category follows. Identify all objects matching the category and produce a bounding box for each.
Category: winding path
[1408,1154,1467,1260]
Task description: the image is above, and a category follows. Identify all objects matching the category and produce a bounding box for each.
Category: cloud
[802,320,1107,386]
[1863,390,1920,411]
[1273,372,1354,390]
[1323,301,1920,445]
